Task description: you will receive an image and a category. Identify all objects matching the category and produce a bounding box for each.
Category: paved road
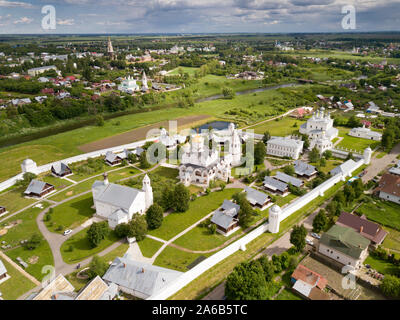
[362,142,400,183]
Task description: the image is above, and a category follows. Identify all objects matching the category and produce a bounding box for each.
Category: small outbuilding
[24,179,55,198]
[51,162,72,177]
[210,200,241,236]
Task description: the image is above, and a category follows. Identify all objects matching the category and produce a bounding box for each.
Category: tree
[139,151,151,169]
[283,165,295,176]
[222,87,235,99]
[319,157,326,167]
[381,275,400,298]
[225,261,268,300]
[254,141,266,165]
[173,183,190,212]
[209,223,217,235]
[114,223,130,238]
[24,233,42,250]
[257,256,275,282]
[290,224,307,252]
[262,131,271,144]
[17,172,37,188]
[238,198,254,229]
[95,115,105,127]
[309,147,320,163]
[128,214,148,241]
[146,204,164,230]
[87,255,108,279]
[323,150,332,160]
[313,210,328,233]
[87,221,109,248]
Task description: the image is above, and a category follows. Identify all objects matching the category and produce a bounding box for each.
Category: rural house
[24,180,55,198]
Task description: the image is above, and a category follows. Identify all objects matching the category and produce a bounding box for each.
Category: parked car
[311,233,321,240]
[306,239,314,246]
[63,229,73,236]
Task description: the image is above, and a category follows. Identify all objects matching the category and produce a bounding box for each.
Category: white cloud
[57,18,75,25]
[0,0,32,8]
[13,16,33,24]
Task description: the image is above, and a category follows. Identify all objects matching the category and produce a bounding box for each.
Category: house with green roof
[318,225,370,269]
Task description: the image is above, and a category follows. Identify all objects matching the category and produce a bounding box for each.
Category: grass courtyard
[60,227,120,263]
[137,237,164,258]
[46,193,95,233]
[148,188,240,241]
[0,187,36,216]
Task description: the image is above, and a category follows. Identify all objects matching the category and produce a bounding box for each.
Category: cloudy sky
[0,0,399,34]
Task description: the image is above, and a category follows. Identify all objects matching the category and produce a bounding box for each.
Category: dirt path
[79,115,211,153]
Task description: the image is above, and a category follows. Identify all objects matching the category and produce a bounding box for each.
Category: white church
[92,173,153,229]
[179,124,241,186]
[299,107,338,154]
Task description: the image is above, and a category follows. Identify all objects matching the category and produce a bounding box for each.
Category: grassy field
[148,188,240,241]
[168,67,199,76]
[60,227,120,263]
[337,133,380,152]
[310,159,343,175]
[137,237,164,258]
[275,193,298,207]
[364,255,400,276]
[0,187,36,216]
[356,199,400,231]
[173,224,241,252]
[249,117,305,136]
[46,193,95,233]
[382,227,400,253]
[153,245,211,272]
[0,258,37,300]
[0,203,54,281]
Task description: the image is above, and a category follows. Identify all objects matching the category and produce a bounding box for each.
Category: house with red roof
[290,264,330,300]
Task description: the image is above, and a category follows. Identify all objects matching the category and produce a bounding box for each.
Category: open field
[137,237,164,258]
[148,188,240,241]
[60,228,120,263]
[168,67,199,76]
[382,227,400,254]
[337,127,380,152]
[0,258,37,300]
[249,117,305,136]
[0,203,54,281]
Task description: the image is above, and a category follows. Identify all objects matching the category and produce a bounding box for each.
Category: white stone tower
[268,205,282,234]
[230,126,242,166]
[364,147,372,165]
[142,174,153,210]
[21,159,38,175]
[107,36,114,60]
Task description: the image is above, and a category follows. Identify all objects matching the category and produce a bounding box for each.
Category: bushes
[146,204,164,230]
[87,221,110,248]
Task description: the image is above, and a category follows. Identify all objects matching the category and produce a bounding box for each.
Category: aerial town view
[0,0,399,311]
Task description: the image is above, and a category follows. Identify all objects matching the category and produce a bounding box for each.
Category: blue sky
[0,0,399,34]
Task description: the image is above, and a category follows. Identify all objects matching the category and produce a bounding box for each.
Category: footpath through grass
[137,237,164,258]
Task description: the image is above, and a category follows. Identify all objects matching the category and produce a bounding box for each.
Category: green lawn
[0,187,36,216]
[337,127,380,152]
[154,245,211,272]
[249,117,305,136]
[60,227,120,263]
[137,237,164,258]
[364,255,400,276]
[0,258,37,300]
[173,224,241,252]
[152,167,179,180]
[46,193,95,233]
[168,67,199,76]
[382,227,400,253]
[148,188,240,241]
[0,203,54,281]
[356,199,400,231]
[275,193,298,207]
[40,174,73,190]
[310,159,343,175]
[49,166,140,202]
